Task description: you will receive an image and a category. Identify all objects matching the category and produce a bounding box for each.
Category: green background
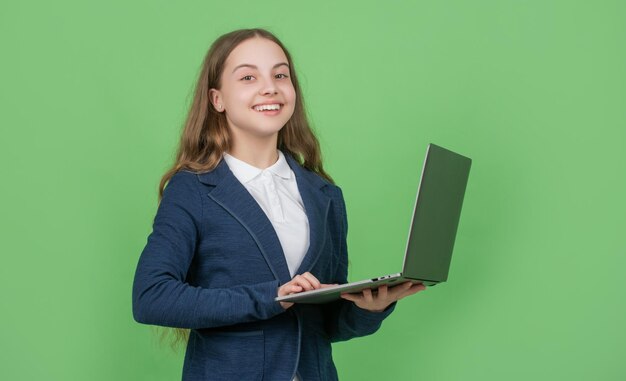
[1,0,625,380]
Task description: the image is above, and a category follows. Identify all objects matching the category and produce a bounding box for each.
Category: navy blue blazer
[132,151,395,380]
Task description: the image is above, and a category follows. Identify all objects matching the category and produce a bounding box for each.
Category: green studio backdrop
[1,0,624,380]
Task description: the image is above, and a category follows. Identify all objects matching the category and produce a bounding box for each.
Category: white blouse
[222,149,310,278]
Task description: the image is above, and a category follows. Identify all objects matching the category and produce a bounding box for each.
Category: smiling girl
[132,28,424,381]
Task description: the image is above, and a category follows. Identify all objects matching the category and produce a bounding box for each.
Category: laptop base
[275,274,436,304]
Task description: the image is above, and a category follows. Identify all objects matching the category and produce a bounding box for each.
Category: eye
[276,73,289,79]
[241,75,255,81]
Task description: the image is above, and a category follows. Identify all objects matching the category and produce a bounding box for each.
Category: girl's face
[210,37,296,142]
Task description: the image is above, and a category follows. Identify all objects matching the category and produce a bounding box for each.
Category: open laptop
[275,143,472,304]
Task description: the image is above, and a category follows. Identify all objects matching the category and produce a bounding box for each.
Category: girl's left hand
[340,282,426,312]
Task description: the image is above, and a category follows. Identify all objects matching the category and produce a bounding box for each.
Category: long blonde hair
[156,28,334,349]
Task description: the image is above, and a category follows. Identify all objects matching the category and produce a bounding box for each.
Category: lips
[252,103,283,112]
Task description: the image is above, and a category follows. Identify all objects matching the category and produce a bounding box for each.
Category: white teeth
[254,104,281,111]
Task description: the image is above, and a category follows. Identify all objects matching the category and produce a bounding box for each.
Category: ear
[208,88,223,112]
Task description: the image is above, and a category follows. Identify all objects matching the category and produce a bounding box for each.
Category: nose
[259,77,278,95]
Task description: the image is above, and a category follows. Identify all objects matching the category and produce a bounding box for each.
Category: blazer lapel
[196,152,332,284]
[197,159,292,284]
[284,153,331,276]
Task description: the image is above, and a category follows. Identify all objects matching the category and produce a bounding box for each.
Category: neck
[227,132,279,169]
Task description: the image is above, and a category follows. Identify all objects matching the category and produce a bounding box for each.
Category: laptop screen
[401,144,472,282]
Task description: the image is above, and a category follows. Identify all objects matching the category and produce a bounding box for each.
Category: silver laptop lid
[401,143,472,282]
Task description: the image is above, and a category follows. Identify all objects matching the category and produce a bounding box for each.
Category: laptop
[275,143,472,304]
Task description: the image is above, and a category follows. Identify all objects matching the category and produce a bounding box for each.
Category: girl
[132,28,425,381]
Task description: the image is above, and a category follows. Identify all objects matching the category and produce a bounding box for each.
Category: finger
[292,275,314,291]
[386,282,414,299]
[279,284,302,296]
[320,283,339,289]
[362,288,374,304]
[301,272,321,289]
[397,283,427,299]
[289,285,304,294]
[385,282,407,296]
[377,284,389,301]
[404,283,425,293]
[340,293,361,302]
[405,283,427,296]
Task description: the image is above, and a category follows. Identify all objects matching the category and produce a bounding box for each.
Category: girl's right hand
[278,272,334,309]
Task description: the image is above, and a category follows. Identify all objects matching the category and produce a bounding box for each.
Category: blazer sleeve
[322,185,397,343]
[132,171,285,329]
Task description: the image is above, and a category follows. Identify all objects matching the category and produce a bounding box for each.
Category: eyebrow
[231,62,290,73]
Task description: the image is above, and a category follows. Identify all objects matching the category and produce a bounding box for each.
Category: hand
[278,272,336,310]
[340,282,426,312]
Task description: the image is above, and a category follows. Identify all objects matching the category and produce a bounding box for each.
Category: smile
[253,103,282,112]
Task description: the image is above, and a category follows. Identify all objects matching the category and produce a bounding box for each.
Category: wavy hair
[155,28,334,350]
